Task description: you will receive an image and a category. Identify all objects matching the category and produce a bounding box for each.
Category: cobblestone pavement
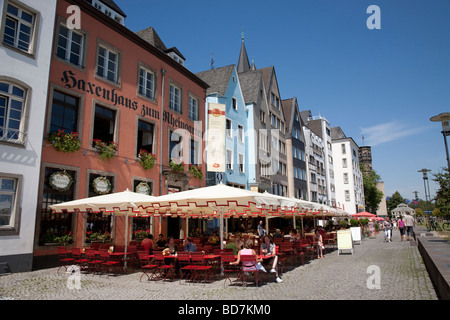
[0,229,438,301]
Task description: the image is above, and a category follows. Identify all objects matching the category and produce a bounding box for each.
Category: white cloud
[360,121,429,147]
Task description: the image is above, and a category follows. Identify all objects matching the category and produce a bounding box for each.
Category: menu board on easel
[350,227,362,245]
[337,229,354,255]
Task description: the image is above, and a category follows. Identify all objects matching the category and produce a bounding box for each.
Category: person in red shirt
[141,234,154,253]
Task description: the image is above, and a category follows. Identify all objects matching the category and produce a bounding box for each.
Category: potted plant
[339,219,349,229]
[188,164,203,179]
[47,130,81,153]
[350,218,360,227]
[54,232,73,246]
[86,231,101,243]
[93,139,118,160]
[98,231,111,243]
[138,149,156,170]
[169,159,184,173]
[133,229,149,240]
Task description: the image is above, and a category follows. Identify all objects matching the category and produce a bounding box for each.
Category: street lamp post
[430,112,450,171]
[418,169,431,229]
[418,169,431,202]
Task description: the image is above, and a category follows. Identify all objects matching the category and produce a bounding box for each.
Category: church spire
[237,29,250,73]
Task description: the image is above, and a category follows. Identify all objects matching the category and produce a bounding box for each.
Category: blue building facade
[196,65,249,189]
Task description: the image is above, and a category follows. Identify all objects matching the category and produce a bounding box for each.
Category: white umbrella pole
[124,209,129,270]
[219,209,224,250]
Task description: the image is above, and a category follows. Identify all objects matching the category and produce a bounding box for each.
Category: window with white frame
[226,119,232,137]
[2,2,35,54]
[169,83,181,113]
[259,131,267,151]
[238,124,244,143]
[343,172,349,184]
[345,190,350,201]
[188,95,198,120]
[232,97,237,110]
[0,176,18,228]
[342,158,348,168]
[138,67,155,100]
[56,24,84,67]
[97,45,119,83]
[226,149,232,170]
[238,153,244,173]
[0,81,26,142]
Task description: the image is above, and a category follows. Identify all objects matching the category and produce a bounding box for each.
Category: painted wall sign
[60,70,202,138]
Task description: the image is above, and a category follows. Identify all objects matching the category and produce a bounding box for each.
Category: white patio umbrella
[134,183,294,249]
[50,189,156,255]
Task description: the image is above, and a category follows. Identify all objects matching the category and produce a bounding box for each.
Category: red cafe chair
[137,252,157,282]
[220,253,239,288]
[153,251,175,282]
[177,252,196,284]
[190,252,214,285]
[57,246,75,274]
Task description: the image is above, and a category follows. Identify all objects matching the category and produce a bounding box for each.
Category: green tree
[361,167,384,213]
[386,191,405,217]
[432,168,450,220]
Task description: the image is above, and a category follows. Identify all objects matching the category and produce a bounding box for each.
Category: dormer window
[90,0,126,25]
[169,52,184,66]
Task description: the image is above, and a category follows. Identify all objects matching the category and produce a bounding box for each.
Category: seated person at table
[225,236,243,255]
[164,236,178,254]
[200,232,209,245]
[290,229,300,241]
[229,239,263,271]
[208,231,220,246]
[154,234,167,250]
[183,237,197,253]
[273,229,283,238]
[141,234,154,253]
[260,235,282,283]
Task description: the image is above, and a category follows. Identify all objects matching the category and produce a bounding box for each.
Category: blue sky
[115,0,450,201]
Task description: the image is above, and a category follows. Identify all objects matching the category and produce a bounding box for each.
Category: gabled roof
[331,126,346,140]
[196,65,235,96]
[300,110,312,125]
[135,27,167,51]
[238,69,263,104]
[281,98,295,133]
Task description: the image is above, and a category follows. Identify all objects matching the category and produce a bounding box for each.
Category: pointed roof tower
[237,31,250,73]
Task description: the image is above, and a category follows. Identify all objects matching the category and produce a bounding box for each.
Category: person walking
[398,217,406,241]
[383,217,392,242]
[314,229,324,259]
[257,220,266,239]
[404,213,415,241]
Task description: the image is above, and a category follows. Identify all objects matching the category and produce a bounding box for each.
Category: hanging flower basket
[138,149,156,170]
[92,176,111,195]
[93,139,118,160]
[188,164,203,179]
[49,171,73,192]
[47,130,81,153]
[169,159,184,173]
